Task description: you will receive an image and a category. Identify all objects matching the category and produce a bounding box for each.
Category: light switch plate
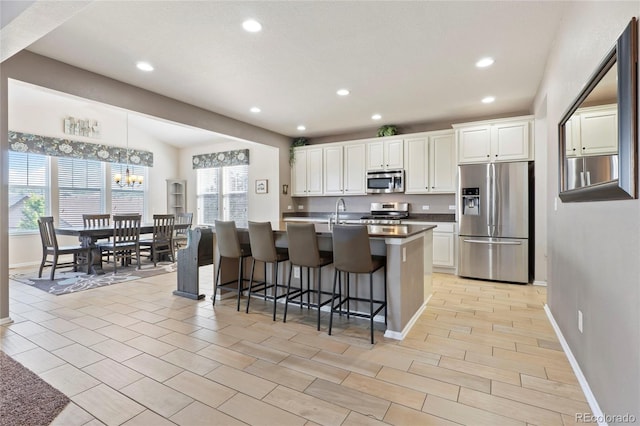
[287,205,293,210]
[422,205,430,210]
[449,205,456,210]
[298,205,304,209]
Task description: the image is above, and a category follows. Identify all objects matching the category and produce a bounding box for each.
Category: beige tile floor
[2,267,591,425]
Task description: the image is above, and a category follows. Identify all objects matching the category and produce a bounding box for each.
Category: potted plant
[290,137,308,166]
[376,124,398,137]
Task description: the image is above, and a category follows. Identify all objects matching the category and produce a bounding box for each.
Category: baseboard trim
[533,280,547,287]
[544,304,605,425]
[384,294,432,340]
[0,317,14,325]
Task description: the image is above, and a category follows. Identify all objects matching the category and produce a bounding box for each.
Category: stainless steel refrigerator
[458,161,533,284]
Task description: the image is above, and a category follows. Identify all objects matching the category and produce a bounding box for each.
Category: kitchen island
[214,223,435,340]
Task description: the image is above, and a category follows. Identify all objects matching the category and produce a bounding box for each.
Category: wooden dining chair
[140,214,175,266]
[173,212,193,253]
[38,216,90,280]
[82,213,112,263]
[97,214,142,273]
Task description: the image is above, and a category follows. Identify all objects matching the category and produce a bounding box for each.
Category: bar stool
[329,224,387,344]
[246,221,290,320]
[213,220,252,311]
[284,223,334,331]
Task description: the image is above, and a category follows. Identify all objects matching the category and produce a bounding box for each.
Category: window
[8,152,49,233]
[111,164,146,216]
[58,158,104,227]
[197,165,248,227]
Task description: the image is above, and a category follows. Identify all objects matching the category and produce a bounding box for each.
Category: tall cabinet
[166,179,187,216]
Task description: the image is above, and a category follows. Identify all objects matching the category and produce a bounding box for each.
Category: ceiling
[5,1,568,142]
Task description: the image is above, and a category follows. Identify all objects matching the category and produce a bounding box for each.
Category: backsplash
[290,193,456,215]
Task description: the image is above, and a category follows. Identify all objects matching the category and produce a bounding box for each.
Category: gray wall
[0,51,292,322]
[535,2,640,419]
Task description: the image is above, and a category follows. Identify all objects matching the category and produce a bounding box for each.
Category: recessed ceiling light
[476,57,495,68]
[136,61,154,72]
[250,107,261,113]
[242,19,262,32]
[337,89,350,96]
[482,96,496,104]
[371,114,382,120]
[297,125,306,131]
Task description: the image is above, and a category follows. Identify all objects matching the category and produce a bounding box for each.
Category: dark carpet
[0,350,70,426]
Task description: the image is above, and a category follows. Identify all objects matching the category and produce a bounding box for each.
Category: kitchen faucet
[335,198,346,224]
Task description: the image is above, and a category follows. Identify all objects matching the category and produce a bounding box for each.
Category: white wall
[535,2,640,417]
[178,140,280,227]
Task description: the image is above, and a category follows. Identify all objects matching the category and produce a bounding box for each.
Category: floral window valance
[192,149,249,169]
[8,131,154,167]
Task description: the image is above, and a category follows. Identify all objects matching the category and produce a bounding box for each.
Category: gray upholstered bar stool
[329,224,387,344]
[284,223,334,330]
[246,221,290,320]
[213,220,252,311]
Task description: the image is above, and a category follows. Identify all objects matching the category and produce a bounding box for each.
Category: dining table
[56,223,190,274]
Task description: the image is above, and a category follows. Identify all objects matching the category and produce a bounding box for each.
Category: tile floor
[1,268,591,425]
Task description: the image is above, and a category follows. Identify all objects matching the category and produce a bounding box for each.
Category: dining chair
[328,224,387,344]
[37,216,90,280]
[97,214,142,273]
[139,214,175,266]
[246,221,289,320]
[82,213,112,263]
[213,220,252,311]
[283,223,334,330]
[173,212,193,253]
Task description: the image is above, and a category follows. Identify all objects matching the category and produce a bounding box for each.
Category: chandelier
[114,114,143,188]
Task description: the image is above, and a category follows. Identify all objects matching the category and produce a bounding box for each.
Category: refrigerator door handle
[580,171,586,187]
[585,170,591,186]
[463,239,522,245]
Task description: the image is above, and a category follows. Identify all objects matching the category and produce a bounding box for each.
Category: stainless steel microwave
[366,170,405,193]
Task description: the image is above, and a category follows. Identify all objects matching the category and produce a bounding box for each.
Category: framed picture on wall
[255,179,268,194]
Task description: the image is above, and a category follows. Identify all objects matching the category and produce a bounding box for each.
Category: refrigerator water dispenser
[461,187,480,216]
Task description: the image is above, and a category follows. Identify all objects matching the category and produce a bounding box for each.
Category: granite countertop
[282,212,456,223]
[275,222,435,238]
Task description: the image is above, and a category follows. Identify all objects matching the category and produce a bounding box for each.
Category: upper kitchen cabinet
[404,130,456,194]
[565,104,617,157]
[323,142,367,195]
[454,116,534,164]
[292,146,323,196]
[366,138,404,170]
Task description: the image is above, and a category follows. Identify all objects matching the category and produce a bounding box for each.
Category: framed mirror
[558,17,637,202]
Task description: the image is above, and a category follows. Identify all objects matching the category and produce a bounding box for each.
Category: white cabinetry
[565,104,617,157]
[343,143,366,194]
[404,221,456,271]
[292,146,323,196]
[404,130,456,194]
[455,116,533,164]
[322,142,366,196]
[366,138,403,170]
[166,179,186,215]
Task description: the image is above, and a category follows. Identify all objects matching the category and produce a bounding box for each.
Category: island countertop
[275,222,436,238]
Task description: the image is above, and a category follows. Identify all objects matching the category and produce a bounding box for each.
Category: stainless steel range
[360,202,409,224]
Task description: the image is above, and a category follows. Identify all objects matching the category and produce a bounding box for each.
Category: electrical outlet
[449,205,456,210]
[421,205,430,210]
[298,205,304,210]
[287,205,293,210]
[294,267,300,279]
[578,310,583,333]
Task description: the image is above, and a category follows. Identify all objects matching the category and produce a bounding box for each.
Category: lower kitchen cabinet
[404,221,456,272]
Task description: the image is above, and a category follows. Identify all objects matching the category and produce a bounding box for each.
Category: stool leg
[306,267,311,309]
[284,263,293,323]
[246,259,256,313]
[316,268,322,331]
[370,271,374,344]
[236,257,243,311]
[213,256,222,306]
[272,262,279,322]
[264,262,268,301]
[329,268,338,336]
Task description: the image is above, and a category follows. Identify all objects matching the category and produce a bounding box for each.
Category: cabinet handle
[573,148,577,151]
[495,154,498,157]
[582,147,586,150]
[486,154,490,157]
